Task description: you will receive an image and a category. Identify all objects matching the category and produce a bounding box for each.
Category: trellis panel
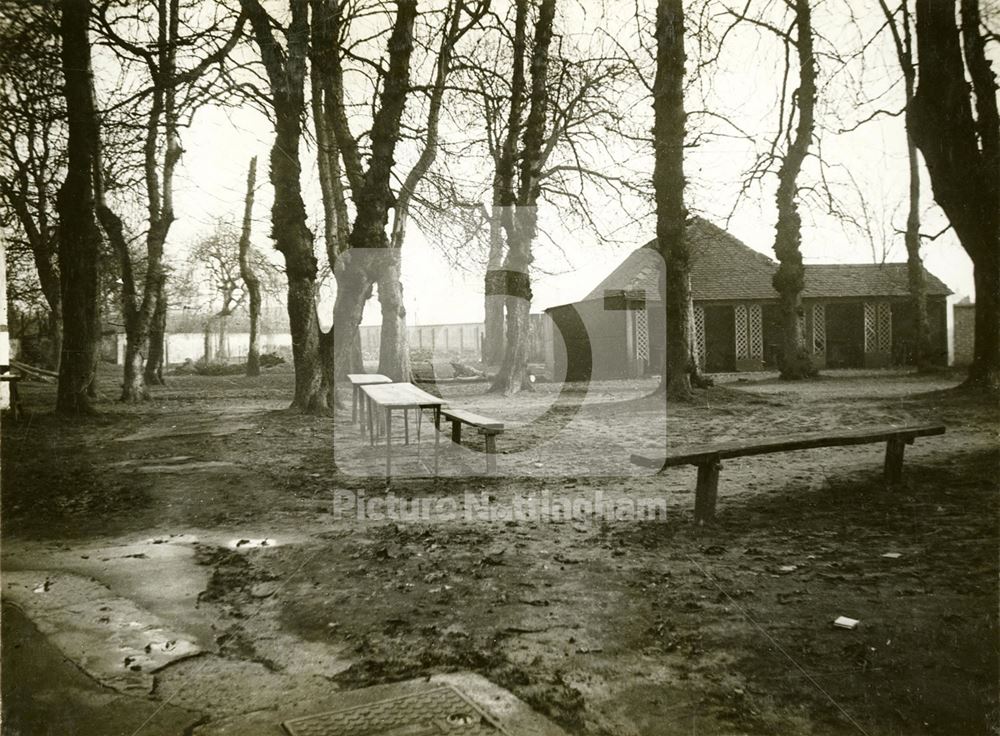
[812,303,826,356]
[694,306,706,369]
[748,304,763,359]
[735,305,749,359]
[877,302,892,353]
[635,308,649,362]
[864,303,877,353]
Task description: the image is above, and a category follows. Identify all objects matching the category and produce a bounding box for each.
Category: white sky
[160,0,979,327]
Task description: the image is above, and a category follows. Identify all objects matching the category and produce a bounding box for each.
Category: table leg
[433,406,440,477]
[358,390,367,439]
[368,396,375,446]
[352,386,358,423]
[385,408,393,479]
[404,409,410,445]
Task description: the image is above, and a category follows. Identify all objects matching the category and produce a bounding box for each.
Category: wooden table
[361,382,446,478]
[347,374,392,429]
[0,365,23,421]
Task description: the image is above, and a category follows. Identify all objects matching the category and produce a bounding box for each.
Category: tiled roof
[571,216,950,305]
[802,263,951,298]
[581,217,778,302]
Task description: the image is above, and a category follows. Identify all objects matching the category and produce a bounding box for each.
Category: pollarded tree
[910,0,999,389]
[238,156,262,377]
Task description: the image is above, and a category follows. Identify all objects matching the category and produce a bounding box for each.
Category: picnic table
[361,382,446,478]
[347,373,392,427]
[0,364,23,421]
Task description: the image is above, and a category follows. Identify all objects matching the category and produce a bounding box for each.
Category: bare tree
[652,0,691,398]
[376,0,488,381]
[0,3,64,370]
[489,0,557,395]
[325,0,420,383]
[771,0,818,379]
[910,0,999,389]
[870,0,931,370]
[240,0,325,411]
[94,0,246,401]
[55,0,102,414]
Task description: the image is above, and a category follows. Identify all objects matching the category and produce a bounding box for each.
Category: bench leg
[451,420,462,445]
[483,432,498,475]
[694,460,721,524]
[884,438,906,486]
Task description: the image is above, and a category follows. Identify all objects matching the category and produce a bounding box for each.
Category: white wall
[164,332,293,364]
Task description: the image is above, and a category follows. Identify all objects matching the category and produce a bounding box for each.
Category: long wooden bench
[631,424,946,524]
[441,408,504,475]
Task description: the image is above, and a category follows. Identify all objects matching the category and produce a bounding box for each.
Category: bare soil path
[2,368,996,735]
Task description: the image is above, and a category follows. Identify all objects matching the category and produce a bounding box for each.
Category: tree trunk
[483,198,506,366]
[376,250,411,381]
[904,136,931,370]
[332,255,373,382]
[969,253,1000,387]
[653,0,692,399]
[238,156,261,377]
[55,0,101,416]
[911,0,999,389]
[492,268,533,393]
[771,0,817,380]
[48,306,63,372]
[121,326,148,401]
[309,4,355,400]
[144,283,167,385]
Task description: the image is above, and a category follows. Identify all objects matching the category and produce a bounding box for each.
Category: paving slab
[192,672,567,736]
[3,571,205,693]
[1,603,202,736]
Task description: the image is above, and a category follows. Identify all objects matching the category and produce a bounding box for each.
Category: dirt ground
[2,366,997,735]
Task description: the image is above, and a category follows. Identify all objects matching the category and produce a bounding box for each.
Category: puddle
[226,538,280,550]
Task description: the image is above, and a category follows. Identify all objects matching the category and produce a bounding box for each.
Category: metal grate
[693,306,706,369]
[734,305,749,359]
[282,685,506,736]
[864,302,877,353]
[877,302,892,353]
[635,308,649,362]
[748,304,763,359]
[812,303,826,356]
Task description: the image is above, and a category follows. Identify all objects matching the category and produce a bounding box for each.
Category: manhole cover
[281,684,508,736]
